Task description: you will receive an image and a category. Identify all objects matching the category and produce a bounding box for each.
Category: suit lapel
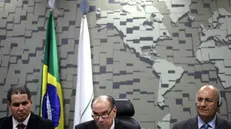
[26,113,38,129]
[87,120,98,129]
[114,119,122,129]
[188,117,198,129]
[6,116,13,129]
[215,115,224,129]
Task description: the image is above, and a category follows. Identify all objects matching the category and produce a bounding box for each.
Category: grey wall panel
[1,0,231,129]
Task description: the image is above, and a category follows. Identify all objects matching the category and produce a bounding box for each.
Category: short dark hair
[7,86,32,102]
[91,95,115,109]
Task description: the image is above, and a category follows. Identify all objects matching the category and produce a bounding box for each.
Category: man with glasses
[172,84,231,129]
[75,95,131,129]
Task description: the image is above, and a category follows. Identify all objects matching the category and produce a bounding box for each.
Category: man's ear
[113,106,117,113]
[112,106,117,118]
[7,101,11,107]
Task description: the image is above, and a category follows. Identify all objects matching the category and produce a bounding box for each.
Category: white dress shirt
[198,115,216,129]
[110,119,115,129]
[12,113,31,129]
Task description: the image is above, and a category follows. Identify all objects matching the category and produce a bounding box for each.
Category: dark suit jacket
[75,119,133,129]
[172,115,231,129]
[0,112,54,129]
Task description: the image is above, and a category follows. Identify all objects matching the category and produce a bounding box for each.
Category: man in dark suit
[172,84,231,129]
[75,95,132,129]
[0,86,54,129]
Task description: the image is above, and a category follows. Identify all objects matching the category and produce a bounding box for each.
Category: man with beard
[172,84,231,129]
[75,95,133,129]
[0,86,54,129]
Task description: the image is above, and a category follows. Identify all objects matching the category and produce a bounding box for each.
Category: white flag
[48,0,55,9]
[73,15,94,128]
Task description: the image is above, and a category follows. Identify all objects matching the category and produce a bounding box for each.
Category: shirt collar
[198,115,216,129]
[12,113,31,129]
[110,119,115,129]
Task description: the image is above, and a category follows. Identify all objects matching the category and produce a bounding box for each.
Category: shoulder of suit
[115,118,125,125]
[0,116,8,121]
[75,120,95,128]
[173,117,196,127]
[0,116,10,122]
[216,115,231,126]
[0,116,11,126]
[30,113,53,124]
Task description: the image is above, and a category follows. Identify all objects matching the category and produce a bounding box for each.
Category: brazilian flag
[40,11,64,129]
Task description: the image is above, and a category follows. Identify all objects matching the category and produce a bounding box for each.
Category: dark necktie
[201,123,210,129]
[17,123,25,129]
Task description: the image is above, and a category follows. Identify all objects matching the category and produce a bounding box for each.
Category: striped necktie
[201,123,210,129]
[17,123,25,129]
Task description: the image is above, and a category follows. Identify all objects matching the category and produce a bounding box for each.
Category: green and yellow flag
[40,11,64,129]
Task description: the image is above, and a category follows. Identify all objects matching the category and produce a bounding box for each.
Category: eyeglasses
[92,107,113,119]
[196,97,218,104]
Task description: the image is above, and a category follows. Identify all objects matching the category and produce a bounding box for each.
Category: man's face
[92,100,116,129]
[196,86,218,122]
[8,94,32,122]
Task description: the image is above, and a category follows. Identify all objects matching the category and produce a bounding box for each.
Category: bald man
[75,95,133,129]
[172,85,231,129]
